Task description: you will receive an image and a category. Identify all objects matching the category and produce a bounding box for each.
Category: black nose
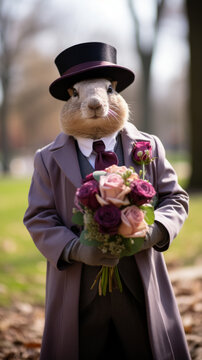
[88,98,102,110]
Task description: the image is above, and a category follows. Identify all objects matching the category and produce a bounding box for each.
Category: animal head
[60,78,129,139]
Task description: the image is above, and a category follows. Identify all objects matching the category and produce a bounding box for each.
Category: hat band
[62,60,115,76]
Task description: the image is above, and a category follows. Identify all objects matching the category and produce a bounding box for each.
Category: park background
[0,0,202,359]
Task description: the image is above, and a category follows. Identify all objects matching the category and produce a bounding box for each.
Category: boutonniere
[131,141,154,180]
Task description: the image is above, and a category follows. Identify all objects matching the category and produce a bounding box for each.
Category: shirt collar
[75,131,118,158]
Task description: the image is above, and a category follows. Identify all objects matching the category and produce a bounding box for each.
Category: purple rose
[94,204,121,235]
[129,179,156,206]
[82,173,94,184]
[132,141,152,165]
[76,180,100,210]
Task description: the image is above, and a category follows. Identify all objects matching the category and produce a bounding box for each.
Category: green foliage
[71,210,84,226]
[79,230,100,247]
[140,204,155,225]
[93,170,106,182]
[121,169,134,185]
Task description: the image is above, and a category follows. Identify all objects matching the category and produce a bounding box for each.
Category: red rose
[76,180,100,210]
[129,179,156,206]
[94,204,121,235]
[82,173,94,183]
[132,141,152,165]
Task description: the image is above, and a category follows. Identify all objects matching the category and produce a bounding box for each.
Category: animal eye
[107,85,113,94]
[72,88,78,97]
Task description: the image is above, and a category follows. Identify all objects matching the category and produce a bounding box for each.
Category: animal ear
[67,88,73,97]
[111,81,117,90]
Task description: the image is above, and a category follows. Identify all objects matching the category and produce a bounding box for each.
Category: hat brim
[49,64,135,101]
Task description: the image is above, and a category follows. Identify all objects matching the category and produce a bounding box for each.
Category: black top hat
[49,42,135,101]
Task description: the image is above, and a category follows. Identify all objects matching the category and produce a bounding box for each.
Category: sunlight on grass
[0,177,46,307]
[164,193,202,266]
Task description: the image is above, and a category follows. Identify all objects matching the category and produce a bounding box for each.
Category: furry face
[60,79,129,139]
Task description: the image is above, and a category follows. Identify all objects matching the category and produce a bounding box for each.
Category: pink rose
[105,165,128,174]
[96,173,130,208]
[132,141,152,165]
[118,205,148,238]
[127,172,139,183]
[105,164,139,183]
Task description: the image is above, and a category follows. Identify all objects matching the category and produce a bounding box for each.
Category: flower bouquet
[72,141,156,295]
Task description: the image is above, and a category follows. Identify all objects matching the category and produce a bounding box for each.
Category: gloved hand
[141,221,169,251]
[63,238,119,267]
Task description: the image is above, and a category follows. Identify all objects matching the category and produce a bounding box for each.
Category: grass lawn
[0,177,46,307]
[164,191,202,266]
[0,176,202,307]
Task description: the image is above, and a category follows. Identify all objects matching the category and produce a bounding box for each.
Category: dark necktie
[93,140,118,170]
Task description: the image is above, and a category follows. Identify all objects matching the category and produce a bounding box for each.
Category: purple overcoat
[24,122,190,360]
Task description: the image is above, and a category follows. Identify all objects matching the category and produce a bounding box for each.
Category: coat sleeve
[23,150,78,270]
[152,135,189,252]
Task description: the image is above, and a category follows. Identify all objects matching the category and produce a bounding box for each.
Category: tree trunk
[140,51,152,132]
[0,75,10,173]
[186,0,202,190]
[126,0,164,133]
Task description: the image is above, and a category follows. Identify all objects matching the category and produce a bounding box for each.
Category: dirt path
[169,265,202,359]
[0,265,202,359]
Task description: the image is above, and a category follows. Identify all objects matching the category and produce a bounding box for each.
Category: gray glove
[141,221,169,251]
[62,238,119,267]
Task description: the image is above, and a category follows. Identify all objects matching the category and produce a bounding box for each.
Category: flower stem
[90,267,103,290]
[91,265,123,296]
[102,266,108,296]
[109,267,114,293]
[114,265,123,293]
[142,163,145,180]
[98,277,102,296]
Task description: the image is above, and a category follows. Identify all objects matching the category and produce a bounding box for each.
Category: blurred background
[0,0,202,355]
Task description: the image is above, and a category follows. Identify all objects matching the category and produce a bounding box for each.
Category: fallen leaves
[169,265,202,359]
[0,265,202,359]
[0,303,44,359]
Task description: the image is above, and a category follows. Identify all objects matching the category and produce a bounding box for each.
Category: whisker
[108,108,116,115]
[110,104,120,111]
[108,109,118,120]
[108,107,118,117]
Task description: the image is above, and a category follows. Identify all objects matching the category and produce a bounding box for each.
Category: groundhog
[24,42,190,360]
[60,78,129,139]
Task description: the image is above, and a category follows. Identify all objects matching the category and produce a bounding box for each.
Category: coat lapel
[49,123,148,188]
[49,132,82,189]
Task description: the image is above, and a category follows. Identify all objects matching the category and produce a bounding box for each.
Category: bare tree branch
[0,0,50,172]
